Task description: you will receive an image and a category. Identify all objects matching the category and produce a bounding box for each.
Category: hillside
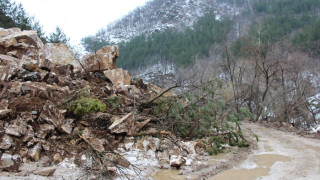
[106,0,244,42]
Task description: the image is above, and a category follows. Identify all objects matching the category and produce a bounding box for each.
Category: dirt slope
[210,122,320,180]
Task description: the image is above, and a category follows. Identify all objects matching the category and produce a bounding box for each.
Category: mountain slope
[106,0,245,42]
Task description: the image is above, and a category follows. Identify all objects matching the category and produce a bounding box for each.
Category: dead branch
[79,134,143,180]
[140,83,180,107]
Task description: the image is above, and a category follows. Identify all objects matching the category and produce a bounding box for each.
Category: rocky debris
[82,45,119,72]
[0,134,13,150]
[38,100,64,129]
[33,167,57,176]
[35,124,55,139]
[0,153,22,171]
[0,27,209,179]
[104,68,131,86]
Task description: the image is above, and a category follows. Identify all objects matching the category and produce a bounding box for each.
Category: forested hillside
[118,14,232,69]
[81,0,320,129]
[81,0,320,70]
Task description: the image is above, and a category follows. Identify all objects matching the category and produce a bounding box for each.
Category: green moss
[67,97,106,117]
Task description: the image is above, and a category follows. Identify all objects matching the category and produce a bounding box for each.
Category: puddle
[208,154,291,180]
[153,153,228,180]
[153,169,198,180]
[206,152,229,164]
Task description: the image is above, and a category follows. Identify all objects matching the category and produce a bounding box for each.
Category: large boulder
[0,28,43,60]
[82,45,119,72]
[40,43,76,70]
[104,68,131,87]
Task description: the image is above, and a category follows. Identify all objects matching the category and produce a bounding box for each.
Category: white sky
[13,0,150,46]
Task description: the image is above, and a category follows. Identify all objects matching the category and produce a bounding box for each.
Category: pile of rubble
[0,28,215,179]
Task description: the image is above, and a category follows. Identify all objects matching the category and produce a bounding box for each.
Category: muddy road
[209,122,320,180]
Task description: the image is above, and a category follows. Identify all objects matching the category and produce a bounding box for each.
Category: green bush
[164,80,250,153]
[67,97,106,117]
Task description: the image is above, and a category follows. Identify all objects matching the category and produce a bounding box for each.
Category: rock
[17,70,41,82]
[117,84,141,102]
[82,45,119,72]
[21,60,41,72]
[0,99,9,109]
[19,148,28,158]
[108,112,151,135]
[5,117,28,137]
[41,142,50,151]
[104,68,131,86]
[21,112,34,124]
[51,64,74,77]
[0,28,43,50]
[108,112,135,134]
[170,155,186,169]
[0,28,43,61]
[39,156,51,167]
[0,153,22,171]
[0,109,12,119]
[0,54,21,80]
[28,143,42,161]
[61,118,74,134]
[53,153,62,164]
[33,167,57,176]
[35,124,55,139]
[42,43,76,68]
[82,129,105,153]
[0,134,13,150]
[82,112,113,130]
[38,57,52,71]
[87,137,105,153]
[23,126,34,142]
[38,100,64,129]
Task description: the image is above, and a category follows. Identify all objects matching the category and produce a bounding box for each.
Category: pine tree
[48,26,70,44]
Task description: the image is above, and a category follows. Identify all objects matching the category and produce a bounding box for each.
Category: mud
[208,121,320,180]
[209,154,291,180]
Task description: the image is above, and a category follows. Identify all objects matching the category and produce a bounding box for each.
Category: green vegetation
[47,26,70,45]
[157,80,250,153]
[253,0,320,15]
[117,13,232,69]
[233,0,320,56]
[66,97,106,118]
[81,29,112,52]
[62,86,106,118]
[293,20,320,45]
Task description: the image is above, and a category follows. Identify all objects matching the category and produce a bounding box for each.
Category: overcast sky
[13,0,150,46]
